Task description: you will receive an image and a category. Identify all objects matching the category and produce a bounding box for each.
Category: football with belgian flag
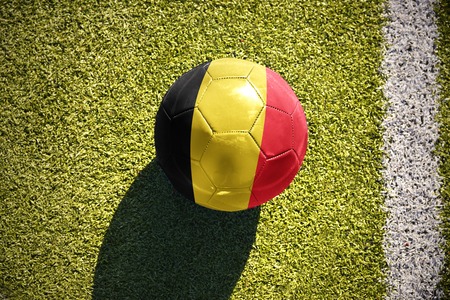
[155,58,308,211]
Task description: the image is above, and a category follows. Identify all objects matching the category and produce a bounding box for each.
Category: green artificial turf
[1,0,387,298]
[437,0,450,298]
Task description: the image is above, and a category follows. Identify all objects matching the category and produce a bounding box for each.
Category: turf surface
[437,0,450,297]
[0,0,398,298]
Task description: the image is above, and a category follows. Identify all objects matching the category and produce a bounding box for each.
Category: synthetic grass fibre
[1,1,386,298]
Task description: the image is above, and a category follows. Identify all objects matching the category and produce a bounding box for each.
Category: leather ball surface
[155,58,308,212]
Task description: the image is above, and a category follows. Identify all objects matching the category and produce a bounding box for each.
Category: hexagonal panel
[208,188,253,211]
[155,105,195,201]
[247,63,267,104]
[191,160,216,207]
[292,103,308,162]
[193,71,213,109]
[190,108,213,161]
[171,109,196,159]
[249,108,265,148]
[200,132,260,189]
[206,58,256,79]
[198,79,264,132]
[162,62,210,117]
[155,106,172,166]
[266,67,299,115]
[251,149,300,205]
[258,106,293,158]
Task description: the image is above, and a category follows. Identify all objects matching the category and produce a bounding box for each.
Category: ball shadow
[93,160,260,299]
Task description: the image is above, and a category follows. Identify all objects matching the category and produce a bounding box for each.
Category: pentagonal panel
[258,106,293,158]
[198,79,264,132]
[250,149,300,206]
[206,58,256,79]
[200,132,260,189]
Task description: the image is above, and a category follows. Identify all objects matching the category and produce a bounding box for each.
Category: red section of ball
[248,67,308,208]
[265,68,299,114]
[261,106,293,157]
[249,150,300,208]
[292,104,308,162]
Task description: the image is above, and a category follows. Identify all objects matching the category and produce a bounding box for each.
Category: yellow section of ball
[190,58,267,212]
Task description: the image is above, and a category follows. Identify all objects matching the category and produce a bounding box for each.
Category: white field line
[381,0,445,299]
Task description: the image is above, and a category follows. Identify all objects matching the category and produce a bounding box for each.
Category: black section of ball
[154,62,210,201]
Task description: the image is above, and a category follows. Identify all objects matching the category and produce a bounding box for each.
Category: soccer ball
[155,58,307,212]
